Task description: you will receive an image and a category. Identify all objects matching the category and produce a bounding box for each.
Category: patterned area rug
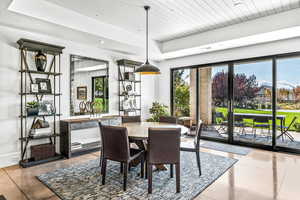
[37,152,237,200]
[200,140,252,155]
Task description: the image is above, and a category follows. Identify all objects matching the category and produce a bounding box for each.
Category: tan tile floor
[0,148,299,200]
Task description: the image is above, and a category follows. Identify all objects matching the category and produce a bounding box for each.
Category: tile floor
[0,147,300,200]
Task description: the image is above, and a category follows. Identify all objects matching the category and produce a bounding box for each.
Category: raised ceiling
[46,0,300,42]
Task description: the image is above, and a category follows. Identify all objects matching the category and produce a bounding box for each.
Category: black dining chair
[253,116,271,138]
[159,116,178,124]
[147,128,181,194]
[122,116,141,123]
[99,125,145,191]
[180,120,203,176]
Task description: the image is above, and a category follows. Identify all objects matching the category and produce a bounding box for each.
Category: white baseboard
[0,152,19,168]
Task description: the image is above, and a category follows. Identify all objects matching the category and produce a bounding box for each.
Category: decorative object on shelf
[30,83,39,93]
[135,6,160,75]
[79,101,86,114]
[29,127,52,138]
[26,101,39,116]
[39,100,55,115]
[31,144,55,161]
[124,72,135,81]
[126,84,132,92]
[32,119,50,129]
[18,38,64,167]
[77,86,87,100]
[36,78,52,94]
[35,50,47,72]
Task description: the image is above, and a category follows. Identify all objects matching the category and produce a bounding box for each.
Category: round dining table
[121,122,189,140]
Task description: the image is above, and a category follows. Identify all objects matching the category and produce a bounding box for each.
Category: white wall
[157,37,300,109]
[0,25,158,168]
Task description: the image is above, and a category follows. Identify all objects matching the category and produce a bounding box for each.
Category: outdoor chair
[234,115,246,135]
[253,116,271,138]
[215,112,228,133]
[277,116,297,142]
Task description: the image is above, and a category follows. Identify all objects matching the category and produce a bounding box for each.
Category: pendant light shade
[135,6,160,75]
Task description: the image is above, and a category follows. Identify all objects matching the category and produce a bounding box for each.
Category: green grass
[216,107,300,131]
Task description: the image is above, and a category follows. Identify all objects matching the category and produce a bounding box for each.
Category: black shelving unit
[18,38,65,167]
[117,59,142,116]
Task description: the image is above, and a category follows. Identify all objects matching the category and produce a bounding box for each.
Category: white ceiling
[46,0,300,42]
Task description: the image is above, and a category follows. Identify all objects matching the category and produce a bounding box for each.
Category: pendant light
[135,6,160,75]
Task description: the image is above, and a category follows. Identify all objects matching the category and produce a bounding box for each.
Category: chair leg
[141,157,144,178]
[176,163,180,193]
[123,163,128,191]
[145,160,148,179]
[148,164,152,194]
[101,158,107,185]
[195,151,201,176]
[170,164,174,178]
[120,162,123,174]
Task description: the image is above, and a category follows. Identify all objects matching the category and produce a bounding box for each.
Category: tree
[173,69,190,117]
[212,72,260,107]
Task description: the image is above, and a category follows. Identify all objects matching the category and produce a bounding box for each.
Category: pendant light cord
[145,6,149,64]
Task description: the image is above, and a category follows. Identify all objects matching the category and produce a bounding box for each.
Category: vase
[35,50,47,72]
[27,108,39,116]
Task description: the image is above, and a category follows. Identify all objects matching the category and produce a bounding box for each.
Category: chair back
[193,120,203,148]
[148,128,180,164]
[286,116,297,131]
[159,116,178,124]
[215,112,226,120]
[254,116,269,123]
[100,125,130,162]
[122,116,141,123]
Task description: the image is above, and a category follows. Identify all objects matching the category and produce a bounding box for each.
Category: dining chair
[180,120,203,176]
[99,124,145,191]
[253,116,271,138]
[234,115,246,135]
[122,116,141,123]
[159,116,178,124]
[147,128,181,194]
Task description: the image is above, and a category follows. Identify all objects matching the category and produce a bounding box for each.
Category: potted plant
[147,102,169,122]
[26,101,39,116]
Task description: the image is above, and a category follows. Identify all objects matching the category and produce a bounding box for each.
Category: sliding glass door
[171,53,300,153]
[276,57,300,150]
[199,65,229,141]
[233,60,273,146]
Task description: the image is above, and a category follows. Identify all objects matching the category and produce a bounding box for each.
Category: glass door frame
[170,52,300,154]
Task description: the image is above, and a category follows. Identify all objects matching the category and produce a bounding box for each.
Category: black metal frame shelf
[117,59,142,116]
[18,38,65,168]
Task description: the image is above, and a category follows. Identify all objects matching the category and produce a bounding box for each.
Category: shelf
[71,146,101,154]
[19,154,63,168]
[19,134,60,141]
[19,114,62,118]
[119,79,141,83]
[119,94,141,97]
[120,109,141,111]
[19,70,61,76]
[19,93,62,96]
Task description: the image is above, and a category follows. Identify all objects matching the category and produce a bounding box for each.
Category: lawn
[216,107,300,131]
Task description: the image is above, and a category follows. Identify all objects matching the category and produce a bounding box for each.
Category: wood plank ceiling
[46,0,300,42]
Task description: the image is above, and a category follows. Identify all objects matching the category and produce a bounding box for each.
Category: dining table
[121,122,189,170]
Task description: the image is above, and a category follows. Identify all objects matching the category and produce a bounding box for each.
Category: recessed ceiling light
[100,40,105,44]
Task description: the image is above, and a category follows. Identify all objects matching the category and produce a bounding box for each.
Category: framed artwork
[35,78,52,94]
[77,86,87,100]
[30,83,39,93]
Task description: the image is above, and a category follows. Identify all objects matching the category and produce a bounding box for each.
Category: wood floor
[0,146,300,200]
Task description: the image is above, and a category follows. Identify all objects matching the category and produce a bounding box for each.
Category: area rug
[200,140,252,155]
[37,152,237,200]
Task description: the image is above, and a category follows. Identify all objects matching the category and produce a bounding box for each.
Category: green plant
[294,123,300,132]
[148,102,169,122]
[26,101,39,108]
